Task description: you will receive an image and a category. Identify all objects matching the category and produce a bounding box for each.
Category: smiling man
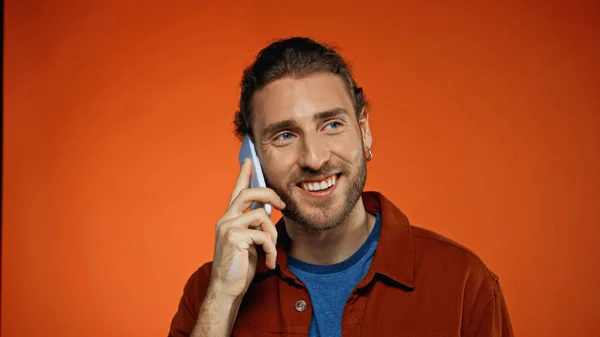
[168,37,514,337]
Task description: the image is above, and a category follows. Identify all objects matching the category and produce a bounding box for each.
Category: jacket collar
[255,191,415,289]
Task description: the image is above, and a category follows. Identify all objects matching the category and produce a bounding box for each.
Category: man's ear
[358,107,372,149]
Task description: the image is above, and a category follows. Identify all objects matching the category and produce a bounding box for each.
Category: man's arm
[190,285,242,337]
[168,160,285,337]
[168,264,243,337]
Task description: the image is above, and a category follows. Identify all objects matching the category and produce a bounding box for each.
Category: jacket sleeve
[472,280,514,337]
[168,263,212,337]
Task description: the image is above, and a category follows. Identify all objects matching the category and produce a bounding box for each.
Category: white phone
[238,135,272,215]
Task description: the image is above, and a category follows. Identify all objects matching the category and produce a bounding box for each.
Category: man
[168,37,514,337]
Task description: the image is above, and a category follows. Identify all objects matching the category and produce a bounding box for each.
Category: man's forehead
[252,73,354,129]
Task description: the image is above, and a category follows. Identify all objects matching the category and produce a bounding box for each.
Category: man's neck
[284,198,376,265]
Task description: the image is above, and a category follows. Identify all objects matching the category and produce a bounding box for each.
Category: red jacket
[169,191,514,336]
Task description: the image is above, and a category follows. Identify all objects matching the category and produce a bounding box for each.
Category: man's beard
[264,157,367,232]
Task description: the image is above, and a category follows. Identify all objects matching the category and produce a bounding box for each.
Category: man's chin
[283,199,347,231]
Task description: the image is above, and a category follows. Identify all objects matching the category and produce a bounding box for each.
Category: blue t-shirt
[288,213,382,337]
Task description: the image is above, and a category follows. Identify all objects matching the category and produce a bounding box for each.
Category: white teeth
[300,175,338,191]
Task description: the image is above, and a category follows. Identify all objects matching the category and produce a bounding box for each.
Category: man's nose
[297,136,330,171]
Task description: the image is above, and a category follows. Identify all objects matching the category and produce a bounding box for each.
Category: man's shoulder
[410,224,499,282]
[370,191,500,286]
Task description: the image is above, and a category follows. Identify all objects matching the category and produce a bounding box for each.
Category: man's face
[252,73,372,231]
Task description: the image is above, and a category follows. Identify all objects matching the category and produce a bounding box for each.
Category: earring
[365,147,373,162]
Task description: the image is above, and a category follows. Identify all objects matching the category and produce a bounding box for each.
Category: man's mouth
[296,174,340,192]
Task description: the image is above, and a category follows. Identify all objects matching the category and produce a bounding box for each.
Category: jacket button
[295,300,307,312]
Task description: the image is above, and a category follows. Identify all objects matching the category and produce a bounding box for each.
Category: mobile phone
[238,135,272,215]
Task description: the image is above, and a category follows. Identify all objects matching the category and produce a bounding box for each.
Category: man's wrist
[204,281,241,307]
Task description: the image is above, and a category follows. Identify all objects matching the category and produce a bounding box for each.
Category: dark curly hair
[233,37,369,141]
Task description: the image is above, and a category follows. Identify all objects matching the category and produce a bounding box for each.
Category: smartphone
[238,135,272,215]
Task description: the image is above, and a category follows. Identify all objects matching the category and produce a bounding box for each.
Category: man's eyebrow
[262,119,299,138]
[313,107,351,121]
[262,107,351,138]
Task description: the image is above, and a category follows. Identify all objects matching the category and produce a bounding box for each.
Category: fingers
[225,227,278,270]
[229,208,277,241]
[218,208,277,245]
[227,187,286,217]
[217,159,283,271]
[228,158,252,207]
[217,208,278,269]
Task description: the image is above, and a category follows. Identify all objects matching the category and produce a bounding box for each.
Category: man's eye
[325,121,342,129]
[276,132,294,140]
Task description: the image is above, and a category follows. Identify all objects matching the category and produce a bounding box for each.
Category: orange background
[3,1,599,336]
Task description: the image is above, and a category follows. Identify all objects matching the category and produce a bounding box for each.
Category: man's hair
[233,37,369,140]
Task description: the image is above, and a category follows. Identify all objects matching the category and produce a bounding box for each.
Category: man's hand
[191,159,286,337]
[209,158,286,299]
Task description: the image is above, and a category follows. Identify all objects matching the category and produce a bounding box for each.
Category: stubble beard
[265,157,367,232]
